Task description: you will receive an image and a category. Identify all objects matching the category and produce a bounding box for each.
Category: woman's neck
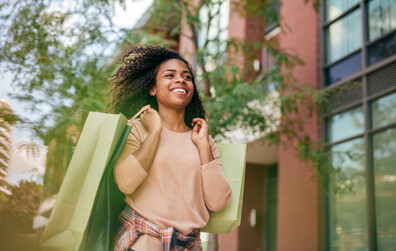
[158,106,190,132]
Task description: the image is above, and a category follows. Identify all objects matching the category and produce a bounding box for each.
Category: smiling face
[151,59,195,111]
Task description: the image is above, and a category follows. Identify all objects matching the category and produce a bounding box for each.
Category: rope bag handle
[127,104,151,125]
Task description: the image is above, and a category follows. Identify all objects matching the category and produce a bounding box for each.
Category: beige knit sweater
[114,120,232,250]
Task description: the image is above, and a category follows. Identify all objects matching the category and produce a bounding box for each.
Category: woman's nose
[175,75,185,83]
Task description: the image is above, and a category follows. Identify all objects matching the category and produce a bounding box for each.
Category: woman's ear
[149,87,156,96]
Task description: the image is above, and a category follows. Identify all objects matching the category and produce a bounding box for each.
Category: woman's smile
[170,87,188,94]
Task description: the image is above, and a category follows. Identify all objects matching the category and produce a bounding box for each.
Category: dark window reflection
[326,52,362,85]
[368,32,396,66]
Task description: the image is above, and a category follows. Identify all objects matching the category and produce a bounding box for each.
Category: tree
[0,0,178,195]
[0,180,43,251]
[2,180,43,226]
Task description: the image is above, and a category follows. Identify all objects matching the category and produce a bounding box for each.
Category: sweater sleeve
[201,136,232,212]
[114,121,148,195]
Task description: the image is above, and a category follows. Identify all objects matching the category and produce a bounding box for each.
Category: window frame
[322,0,396,87]
[321,1,396,250]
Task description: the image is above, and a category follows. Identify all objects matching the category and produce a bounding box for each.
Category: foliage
[2,180,43,224]
[0,107,20,127]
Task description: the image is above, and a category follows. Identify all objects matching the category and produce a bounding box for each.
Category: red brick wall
[277,0,321,250]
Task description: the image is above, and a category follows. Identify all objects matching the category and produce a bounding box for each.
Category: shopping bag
[78,124,132,251]
[201,143,247,234]
[40,112,129,250]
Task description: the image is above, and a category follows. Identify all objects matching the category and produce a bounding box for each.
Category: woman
[108,45,231,251]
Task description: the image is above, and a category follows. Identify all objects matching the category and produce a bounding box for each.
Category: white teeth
[172,88,186,94]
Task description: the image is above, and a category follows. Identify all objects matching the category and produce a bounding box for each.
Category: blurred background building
[0,99,14,196]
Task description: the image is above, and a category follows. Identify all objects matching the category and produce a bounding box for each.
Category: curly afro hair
[107,45,206,128]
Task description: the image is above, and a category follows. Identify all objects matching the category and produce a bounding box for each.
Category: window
[325,0,360,21]
[326,8,362,63]
[198,0,229,61]
[325,90,396,250]
[371,92,396,128]
[327,105,364,143]
[368,0,396,41]
[327,92,396,250]
[328,138,367,250]
[265,0,280,34]
[323,0,396,249]
[367,0,396,65]
[323,0,396,86]
[371,92,396,249]
[323,2,396,248]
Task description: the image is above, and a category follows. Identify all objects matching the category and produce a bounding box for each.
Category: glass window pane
[265,0,280,33]
[326,9,362,63]
[368,31,396,65]
[198,0,229,56]
[329,138,368,251]
[328,106,364,142]
[326,52,362,85]
[373,128,396,250]
[368,0,396,41]
[325,0,360,21]
[372,92,396,128]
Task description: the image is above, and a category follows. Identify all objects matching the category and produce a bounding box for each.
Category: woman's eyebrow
[161,69,190,74]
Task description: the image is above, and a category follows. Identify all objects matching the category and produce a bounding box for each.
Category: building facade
[179,0,396,250]
[0,99,14,196]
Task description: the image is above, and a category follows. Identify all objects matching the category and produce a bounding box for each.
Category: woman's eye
[184,75,192,80]
[165,74,173,78]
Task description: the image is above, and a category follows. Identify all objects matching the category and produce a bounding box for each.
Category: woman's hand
[191,118,209,146]
[191,118,214,165]
[140,106,162,134]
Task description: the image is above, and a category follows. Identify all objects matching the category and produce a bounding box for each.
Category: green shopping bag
[40,112,129,250]
[201,143,247,234]
[78,124,131,251]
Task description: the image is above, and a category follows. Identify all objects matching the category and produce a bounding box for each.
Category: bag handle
[127,104,151,125]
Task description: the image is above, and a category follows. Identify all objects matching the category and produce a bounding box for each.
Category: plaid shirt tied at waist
[114,206,201,251]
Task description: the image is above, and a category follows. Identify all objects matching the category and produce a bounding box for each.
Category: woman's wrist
[196,139,214,165]
[195,138,210,150]
[148,126,162,135]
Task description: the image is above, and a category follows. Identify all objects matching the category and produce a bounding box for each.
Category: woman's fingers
[192,118,206,127]
[192,123,200,133]
[192,118,205,122]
